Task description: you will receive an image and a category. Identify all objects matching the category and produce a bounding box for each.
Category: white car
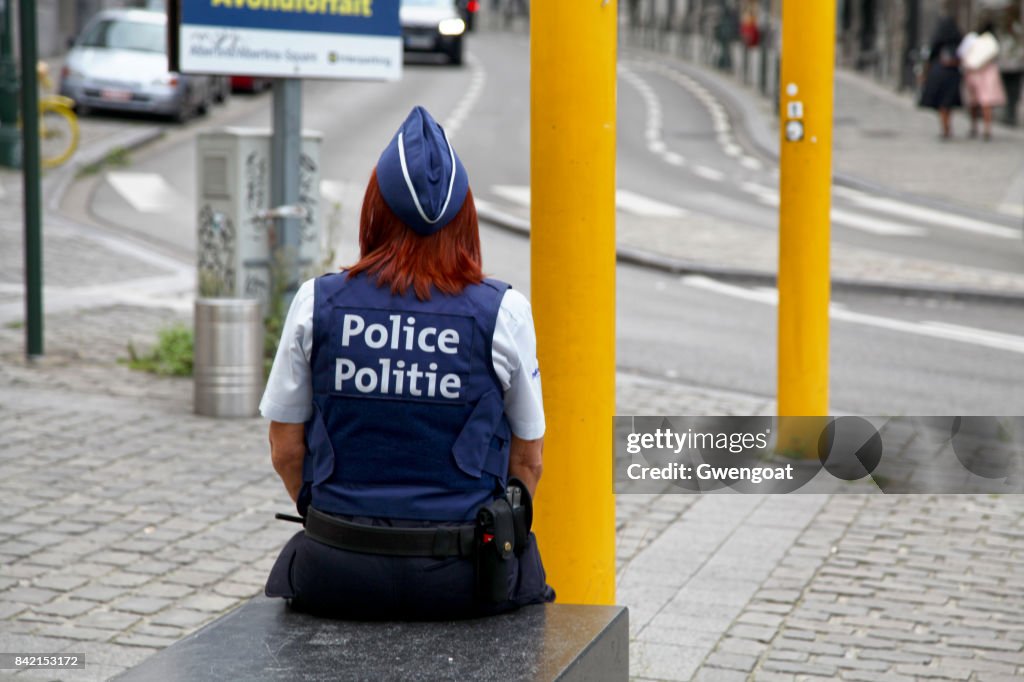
[401,0,467,65]
[60,9,214,122]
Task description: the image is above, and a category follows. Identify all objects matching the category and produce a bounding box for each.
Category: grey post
[271,78,302,313]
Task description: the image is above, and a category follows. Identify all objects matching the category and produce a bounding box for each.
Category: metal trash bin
[194,298,265,418]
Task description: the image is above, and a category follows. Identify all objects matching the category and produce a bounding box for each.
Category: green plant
[260,232,340,377]
[76,146,132,178]
[125,324,194,377]
[198,269,233,298]
[262,247,292,378]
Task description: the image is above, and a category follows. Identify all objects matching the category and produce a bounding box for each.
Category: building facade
[838,0,1024,91]
[624,0,1023,125]
[34,0,146,58]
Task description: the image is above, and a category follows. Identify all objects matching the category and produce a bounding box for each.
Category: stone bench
[116,596,628,681]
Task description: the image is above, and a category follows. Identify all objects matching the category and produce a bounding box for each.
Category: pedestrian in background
[503,0,528,28]
[920,15,964,140]
[959,21,1008,141]
[714,2,739,71]
[994,7,1023,126]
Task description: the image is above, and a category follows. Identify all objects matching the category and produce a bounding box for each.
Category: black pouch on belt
[474,497,516,603]
[506,477,533,556]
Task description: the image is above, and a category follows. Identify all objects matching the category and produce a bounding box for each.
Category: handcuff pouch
[474,497,515,603]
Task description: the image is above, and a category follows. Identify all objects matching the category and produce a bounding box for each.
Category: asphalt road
[70,29,1024,415]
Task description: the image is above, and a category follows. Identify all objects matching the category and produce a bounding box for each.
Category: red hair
[346,169,484,300]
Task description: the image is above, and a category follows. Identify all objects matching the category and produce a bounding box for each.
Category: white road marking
[917,321,1024,355]
[444,52,486,139]
[663,152,686,166]
[683,275,778,304]
[831,207,929,237]
[105,171,186,213]
[620,64,697,174]
[741,182,775,196]
[632,60,756,174]
[620,66,664,148]
[998,202,1024,219]
[741,182,779,206]
[835,187,1018,239]
[742,184,933,235]
[694,166,725,182]
[615,189,689,218]
[491,184,687,218]
[492,185,532,206]
[682,275,1024,355]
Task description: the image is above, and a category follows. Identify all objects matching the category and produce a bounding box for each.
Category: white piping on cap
[396,130,458,226]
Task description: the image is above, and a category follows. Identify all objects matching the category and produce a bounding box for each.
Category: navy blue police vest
[303,271,512,522]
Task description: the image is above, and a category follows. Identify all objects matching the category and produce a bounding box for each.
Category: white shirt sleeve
[491,289,546,440]
[259,278,315,423]
[958,33,978,60]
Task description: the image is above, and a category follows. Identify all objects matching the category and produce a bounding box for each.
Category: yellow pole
[530,0,617,604]
[777,0,835,450]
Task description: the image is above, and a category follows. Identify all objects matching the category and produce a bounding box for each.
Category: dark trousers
[1001,71,1022,126]
[266,530,555,620]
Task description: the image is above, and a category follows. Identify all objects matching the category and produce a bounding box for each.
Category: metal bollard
[193,298,265,418]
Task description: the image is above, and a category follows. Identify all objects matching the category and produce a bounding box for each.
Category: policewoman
[261,106,555,619]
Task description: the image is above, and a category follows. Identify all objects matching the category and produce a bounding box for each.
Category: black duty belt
[304,506,476,558]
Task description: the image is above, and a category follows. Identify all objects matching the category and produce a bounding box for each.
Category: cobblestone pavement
[2,314,1022,681]
[622,493,1024,681]
[613,378,1024,680]
[0,293,759,681]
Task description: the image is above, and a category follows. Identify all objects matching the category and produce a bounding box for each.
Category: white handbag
[963,33,999,70]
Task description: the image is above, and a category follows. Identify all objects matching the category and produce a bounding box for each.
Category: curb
[628,45,1024,231]
[45,126,166,214]
[477,205,1024,306]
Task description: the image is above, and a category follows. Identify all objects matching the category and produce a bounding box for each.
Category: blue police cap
[376,106,469,237]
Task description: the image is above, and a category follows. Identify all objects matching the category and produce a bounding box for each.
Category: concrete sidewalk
[830,68,1024,221]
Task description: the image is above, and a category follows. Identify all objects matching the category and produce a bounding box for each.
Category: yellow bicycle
[35,62,79,169]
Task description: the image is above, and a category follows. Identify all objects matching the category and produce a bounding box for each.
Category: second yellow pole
[777,0,836,443]
[530,1,617,604]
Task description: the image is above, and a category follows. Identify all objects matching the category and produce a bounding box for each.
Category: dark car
[401,0,466,66]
